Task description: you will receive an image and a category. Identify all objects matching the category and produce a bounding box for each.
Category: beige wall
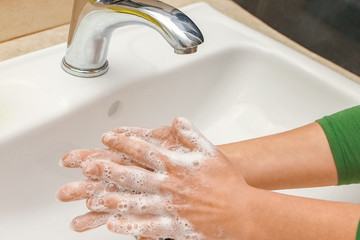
[0,0,235,43]
[0,0,203,43]
[0,0,73,42]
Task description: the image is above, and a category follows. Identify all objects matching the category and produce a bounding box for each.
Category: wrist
[221,183,263,240]
[217,143,252,182]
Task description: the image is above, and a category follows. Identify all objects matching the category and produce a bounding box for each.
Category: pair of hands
[57,117,251,239]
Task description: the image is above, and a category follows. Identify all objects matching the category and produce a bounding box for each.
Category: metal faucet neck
[62,0,204,78]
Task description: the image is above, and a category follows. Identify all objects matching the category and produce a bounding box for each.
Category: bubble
[127,224,132,231]
[105,183,118,192]
[83,119,210,239]
[83,165,92,175]
[85,183,95,194]
[98,198,105,206]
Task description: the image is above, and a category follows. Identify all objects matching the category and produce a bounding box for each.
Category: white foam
[164,150,206,171]
[175,117,217,157]
[76,118,213,239]
[108,214,203,239]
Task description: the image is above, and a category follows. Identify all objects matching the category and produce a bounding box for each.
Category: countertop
[0,0,359,84]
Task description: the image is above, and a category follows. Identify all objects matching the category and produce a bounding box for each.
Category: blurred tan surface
[0,0,359,84]
[0,0,73,42]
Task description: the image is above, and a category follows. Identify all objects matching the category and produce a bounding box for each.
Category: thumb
[172,117,216,156]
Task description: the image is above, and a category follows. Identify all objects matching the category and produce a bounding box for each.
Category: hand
[57,125,180,233]
[57,118,253,239]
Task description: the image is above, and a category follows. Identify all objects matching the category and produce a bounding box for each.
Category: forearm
[242,187,360,240]
[218,122,338,190]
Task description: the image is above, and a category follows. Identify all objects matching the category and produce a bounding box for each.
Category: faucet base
[61,58,109,78]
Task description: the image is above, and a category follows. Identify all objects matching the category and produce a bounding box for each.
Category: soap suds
[107,214,203,239]
[81,117,211,239]
[174,117,217,157]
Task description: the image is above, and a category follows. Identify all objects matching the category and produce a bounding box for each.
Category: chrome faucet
[62,0,204,78]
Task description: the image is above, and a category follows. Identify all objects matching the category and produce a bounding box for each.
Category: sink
[1,2,360,240]
[0,78,66,134]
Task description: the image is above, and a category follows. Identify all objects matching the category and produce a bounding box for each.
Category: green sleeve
[316,105,360,185]
[357,220,360,240]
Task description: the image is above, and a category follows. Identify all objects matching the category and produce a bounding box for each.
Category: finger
[82,160,165,193]
[113,127,152,138]
[60,149,133,168]
[107,215,200,239]
[102,132,169,171]
[114,126,176,148]
[107,215,175,239]
[71,211,109,232]
[86,193,168,215]
[56,180,119,202]
[172,117,216,156]
[151,126,178,148]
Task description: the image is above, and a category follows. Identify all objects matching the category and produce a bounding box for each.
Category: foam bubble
[163,150,206,171]
[79,119,213,239]
[175,117,216,157]
[105,183,118,193]
[85,183,95,195]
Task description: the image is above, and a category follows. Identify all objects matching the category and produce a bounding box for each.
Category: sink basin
[0,78,66,134]
[1,2,360,239]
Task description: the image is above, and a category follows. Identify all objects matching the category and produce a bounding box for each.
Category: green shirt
[316,105,360,240]
[317,105,360,185]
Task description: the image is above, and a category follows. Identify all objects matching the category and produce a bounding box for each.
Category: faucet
[62,0,204,78]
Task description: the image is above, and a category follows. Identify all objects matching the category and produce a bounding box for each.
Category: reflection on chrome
[62,0,204,78]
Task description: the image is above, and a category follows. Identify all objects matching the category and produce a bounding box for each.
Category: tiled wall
[0,0,73,42]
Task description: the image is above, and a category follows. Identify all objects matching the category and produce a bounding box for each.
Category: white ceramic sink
[0,3,360,240]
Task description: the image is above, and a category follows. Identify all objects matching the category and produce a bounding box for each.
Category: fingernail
[102,131,116,144]
[56,186,71,202]
[83,163,100,178]
[176,117,191,127]
[55,188,64,201]
[113,127,126,134]
[86,198,94,209]
[71,217,83,232]
[59,158,64,167]
[61,151,80,168]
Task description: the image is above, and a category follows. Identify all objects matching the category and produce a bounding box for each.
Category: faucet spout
[62,0,204,77]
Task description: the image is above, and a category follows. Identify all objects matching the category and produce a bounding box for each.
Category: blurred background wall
[234,0,360,76]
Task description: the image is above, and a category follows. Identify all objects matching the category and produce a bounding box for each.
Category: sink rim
[0,2,359,143]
